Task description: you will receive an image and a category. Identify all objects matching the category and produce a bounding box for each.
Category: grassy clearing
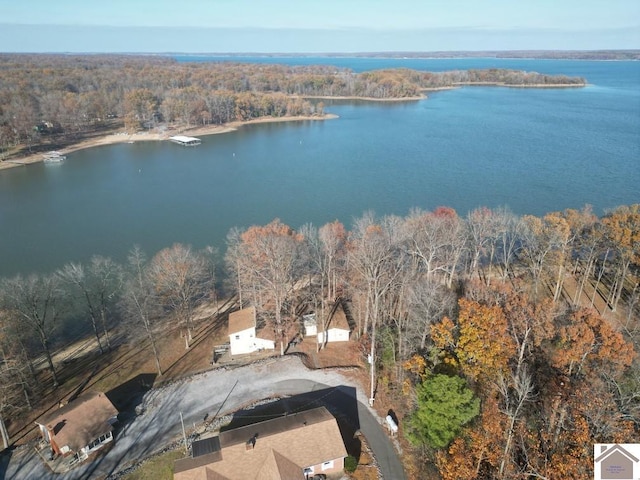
[122,449,185,480]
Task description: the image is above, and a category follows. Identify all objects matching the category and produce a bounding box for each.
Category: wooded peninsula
[0,54,585,163]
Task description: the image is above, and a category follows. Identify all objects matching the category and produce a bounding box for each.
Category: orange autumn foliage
[440,298,516,382]
[551,308,635,378]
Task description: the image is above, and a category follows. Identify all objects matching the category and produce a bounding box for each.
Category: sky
[1,0,639,53]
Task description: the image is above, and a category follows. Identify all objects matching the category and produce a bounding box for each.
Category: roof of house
[327,302,350,331]
[302,313,317,328]
[228,307,257,335]
[256,450,305,480]
[192,436,221,458]
[174,407,347,480]
[35,391,118,452]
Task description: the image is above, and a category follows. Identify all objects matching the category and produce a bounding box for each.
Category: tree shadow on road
[106,372,157,416]
[0,446,13,480]
[221,385,362,461]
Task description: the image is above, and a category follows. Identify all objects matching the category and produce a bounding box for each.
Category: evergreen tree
[406,374,480,449]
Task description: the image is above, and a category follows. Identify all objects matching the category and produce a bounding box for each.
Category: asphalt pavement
[0,356,406,480]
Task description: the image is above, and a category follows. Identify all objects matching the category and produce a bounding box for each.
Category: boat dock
[168,135,201,146]
[43,151,66,163]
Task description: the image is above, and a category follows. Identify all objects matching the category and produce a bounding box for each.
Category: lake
[0,58,638,276]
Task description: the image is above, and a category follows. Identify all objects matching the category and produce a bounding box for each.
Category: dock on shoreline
[169,135,202,146]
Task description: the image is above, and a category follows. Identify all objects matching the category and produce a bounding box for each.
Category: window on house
[235,335,240,340]
[304,466,314,475]
[322,460,334,470]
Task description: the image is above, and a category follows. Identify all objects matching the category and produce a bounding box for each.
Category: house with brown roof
[228,306,275,356]
[303,302,351,344]
[35,391,118,463]
[174,406,347,480]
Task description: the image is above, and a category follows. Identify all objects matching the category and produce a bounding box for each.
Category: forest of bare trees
[0,54,585,159]
[0,203,637,477]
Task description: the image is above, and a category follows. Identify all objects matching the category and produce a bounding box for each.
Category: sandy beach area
[0,114,338,171]
[303,94,426,102]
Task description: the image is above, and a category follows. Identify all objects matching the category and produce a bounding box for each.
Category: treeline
[0,54,584,157]
[1,203,638,470]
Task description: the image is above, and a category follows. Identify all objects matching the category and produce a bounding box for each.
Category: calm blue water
[0,58,638,276]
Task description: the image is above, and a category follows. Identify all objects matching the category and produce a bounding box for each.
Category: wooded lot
[1,204,638,479]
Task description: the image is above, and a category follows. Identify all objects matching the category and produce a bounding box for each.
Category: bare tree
[492,207,523,281]
[57,256,123,354]
[0,274,66,388]
[225,227,246,307]
[300,223,329,352]
[404,207,466,287]
[120,246,163,376]
[520,215,567,299]
[572,221,604,307]
[148,244,209,349]
[348,212,404,404]
[406,278,456,351]
[0,314,37,449]
[466,207,497,281]
[497,366,535,478]
[319,220,347,302]
[237,220,304,355]
[300,221,346,351]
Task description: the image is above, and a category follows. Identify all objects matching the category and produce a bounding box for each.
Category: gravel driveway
[1,356,406,480]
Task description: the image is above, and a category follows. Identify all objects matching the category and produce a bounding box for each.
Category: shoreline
[302,94,425,102]
[0,77,584,171]
[452,81,586,88]
[0,114,339,170]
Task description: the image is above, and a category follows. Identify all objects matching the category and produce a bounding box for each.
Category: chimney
[246,434,257,451]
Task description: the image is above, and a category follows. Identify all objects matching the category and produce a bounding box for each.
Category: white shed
[303,313,318,337]
[303,302,351,344]
[228,307,275,355]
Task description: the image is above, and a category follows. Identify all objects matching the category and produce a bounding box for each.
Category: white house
[228,306,275,355]
[303,302,351,343]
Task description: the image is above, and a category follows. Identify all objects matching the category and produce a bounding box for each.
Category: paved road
[1,356,406,480]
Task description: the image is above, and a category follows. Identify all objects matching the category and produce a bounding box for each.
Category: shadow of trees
[221,385,362,461]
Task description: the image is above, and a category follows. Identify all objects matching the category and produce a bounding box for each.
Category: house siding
[308,456,344,475]
[229,327,275,355]
[318,328,350,343]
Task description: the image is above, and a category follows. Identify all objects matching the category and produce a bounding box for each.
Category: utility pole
[180,411,188,454]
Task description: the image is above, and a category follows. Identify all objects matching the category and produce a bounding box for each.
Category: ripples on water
[0,58,638,275]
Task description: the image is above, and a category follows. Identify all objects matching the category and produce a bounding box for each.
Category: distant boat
[43,151,66,163]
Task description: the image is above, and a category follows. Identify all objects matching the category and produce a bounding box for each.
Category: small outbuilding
[228,306,275,356]
[303,302,351,344]
[35,391,118,463]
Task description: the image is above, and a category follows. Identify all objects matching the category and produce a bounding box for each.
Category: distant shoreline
[188,50,638,61]
[302,94,425,102]
[453,81,587,88]
[0,76,587,170]
[0,114,338,171]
